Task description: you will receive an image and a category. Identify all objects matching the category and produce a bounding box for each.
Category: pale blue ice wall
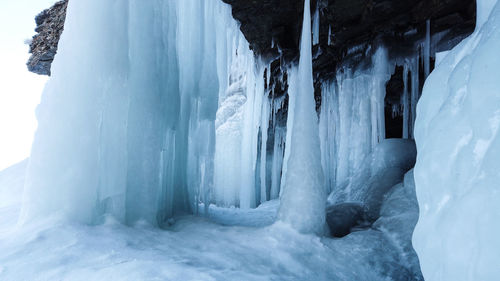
[413,0,500,279]
[21,0,264,225]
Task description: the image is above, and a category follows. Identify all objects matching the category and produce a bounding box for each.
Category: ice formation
[21,0,271,225]
[413,0,500,279]
[277,0,326,235]
[319,47,391,194]
[20,0,439,229]
[5,0,498,278]
[318,28,439,194]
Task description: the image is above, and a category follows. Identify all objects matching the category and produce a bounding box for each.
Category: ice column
[278,0,326,235]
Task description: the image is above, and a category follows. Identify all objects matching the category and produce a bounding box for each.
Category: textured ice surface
[374,170,423,280]
[413,0,500,279]
[0,151,421,280]
[0,196,420,281]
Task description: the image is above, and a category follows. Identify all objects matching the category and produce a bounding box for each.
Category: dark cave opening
[385,65,406,139]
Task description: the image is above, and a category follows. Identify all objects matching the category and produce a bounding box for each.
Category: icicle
[319,83,338,194]
[158,130,176,221]
[372,47,390,146]
[266,64,271,89]
[278,0,326,235]
[424,19,431,78]
[270,126,285,199]
[259,98,270,204]
[410,56,419,138]
[402,62,410,139]
[312,5,320,45]
[239,63,265,209]
[327,25,332,46]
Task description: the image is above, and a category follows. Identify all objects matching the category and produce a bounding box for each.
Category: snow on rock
[413,0,500,280]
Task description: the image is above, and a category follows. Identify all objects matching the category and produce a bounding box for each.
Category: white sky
[0,0,57,171]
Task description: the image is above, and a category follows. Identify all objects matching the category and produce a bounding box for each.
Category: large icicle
[277,0,326,235]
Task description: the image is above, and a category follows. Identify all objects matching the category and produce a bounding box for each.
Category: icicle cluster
[319,20,436,195]
[21,0,270,225]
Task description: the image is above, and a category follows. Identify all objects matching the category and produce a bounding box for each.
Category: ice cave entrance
[384,56,435,139]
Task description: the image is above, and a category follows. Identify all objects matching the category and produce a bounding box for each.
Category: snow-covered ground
[0,161,419,281]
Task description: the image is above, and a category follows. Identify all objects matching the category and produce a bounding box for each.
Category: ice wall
[21,0,265,225]
[213,29,268,209]
[277,0,326,235]
[413,0,500,279]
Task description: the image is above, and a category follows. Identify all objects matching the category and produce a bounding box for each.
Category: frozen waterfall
[20,0,436,229]
[21,0,271,225]
[1,0,498,279]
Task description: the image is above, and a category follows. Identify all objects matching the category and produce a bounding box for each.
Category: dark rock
[28,0,476,82]
[27,0,68,76]
[326,202,371,237]
[224,0,475,80]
